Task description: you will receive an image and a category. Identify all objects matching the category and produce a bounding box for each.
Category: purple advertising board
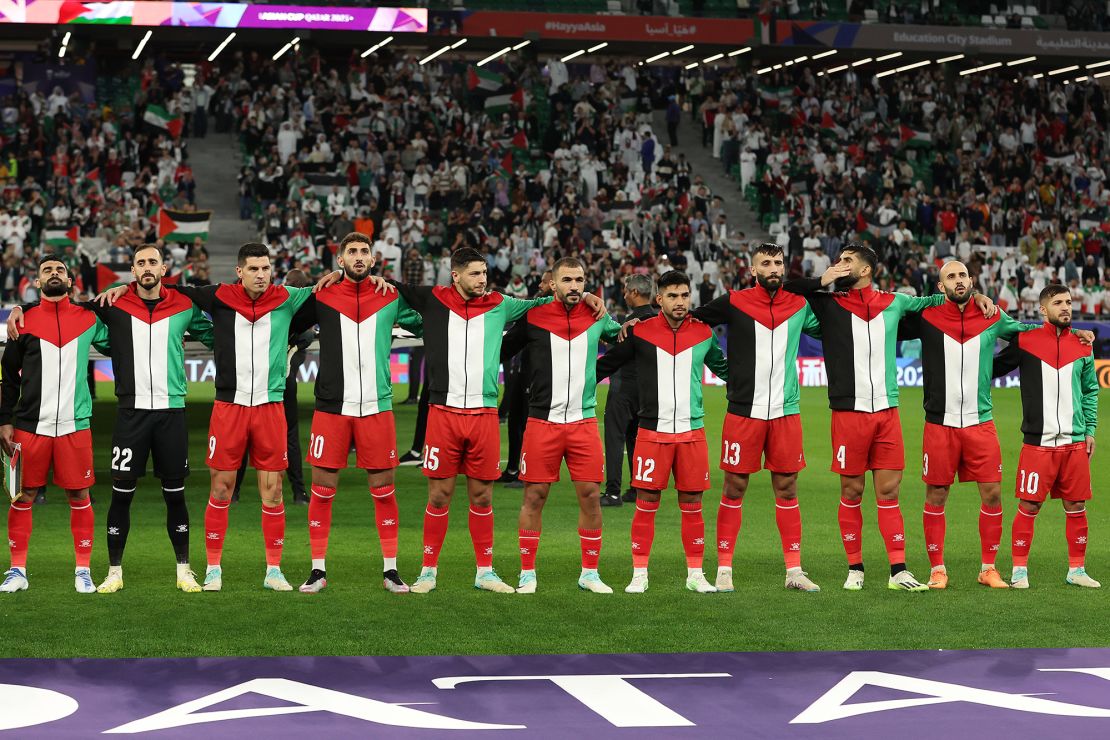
[6,648,1110,737]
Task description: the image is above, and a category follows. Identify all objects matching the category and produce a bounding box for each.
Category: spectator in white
[47,86,69,117]
[891,220,913,248]
[1019,282,1041,318]
[802,227,821,275]
[1019,115,1036,151]
[1069,278,1085,304]
[740,147,757,191]
[376,236,402,277]
[955,230,973,261]
[1029,259,1052,293]
[811,245,831,277]
[712,213,729,247]
[411,164,431,210]
[326,185,347,218]
[1082,277,1103,316]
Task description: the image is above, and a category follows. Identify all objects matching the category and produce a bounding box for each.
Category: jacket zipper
[462,300,470,406]
[564,307,572,423]
[355,280,364,412]
[1055,331,1062,446]
[147,302,155,409]
[671,322,679,431]
[862,289,875,412]
[54,303,62,436]
[250,295,257,407]
[767,289,775,419]
[959,307,965,428]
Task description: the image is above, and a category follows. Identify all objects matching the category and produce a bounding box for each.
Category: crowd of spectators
[228,45,759,313]
[0,55,227,301]
[690,56,1110,318]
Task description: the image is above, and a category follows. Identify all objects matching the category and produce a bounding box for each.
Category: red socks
[923,503,946,568]
[1011,505,1037,567]
[371,485,399,559]
[308,484,335,561]
[679,502,705,568]
[838,496,864,565]
[519,529,540,571]
[1066,508,1088,568]
[775,497,802,569]
[979,504,1003,566]
[422,504,449,567]
[261,503,285,567]
[579,528,601,570]
[715,496,742,568]
[630,498,659,568]
[876,497,906,565]
[69,499,94,569]
[7,501,32,569]
[204,495,230,566]
[469,505,494,568]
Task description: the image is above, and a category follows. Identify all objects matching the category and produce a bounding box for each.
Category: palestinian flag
[96,262,134,291]
[820,112,847,139]
[757,85,793,109]
[467,66,504,92]
[143,104,184,138]
[899,125,932,147]
[44,226,79,247]
[484,88,529,116]
[157,208,210,243]
[305,173,349,198]
[499,152,513,175]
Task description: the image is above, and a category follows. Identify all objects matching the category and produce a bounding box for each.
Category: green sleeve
[704,336,728,378]
[993,310,1037,341]
[801,301,822,338]
[895,291,945,315]
[92,316,111,356]
[186,305,215,349]
[396,295,424,338]
[1081,356,1099,436]
[502,294,554,322]
[599,314,623,341]
[284,285,315,312]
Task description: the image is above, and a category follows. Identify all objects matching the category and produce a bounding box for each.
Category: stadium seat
[1025,4,1037,15]
[1021,15,1034,26]
[980,14,993,25]
[863,8,879,22]
[994,14,1007,25]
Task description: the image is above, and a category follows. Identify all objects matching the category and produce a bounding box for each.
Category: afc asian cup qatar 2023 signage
[8,649,1110,736]
[0,1,427,33]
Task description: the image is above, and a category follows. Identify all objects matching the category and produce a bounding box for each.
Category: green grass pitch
[1,382,1107,659]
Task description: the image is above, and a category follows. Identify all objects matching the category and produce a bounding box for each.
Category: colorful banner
[0,2,427,32]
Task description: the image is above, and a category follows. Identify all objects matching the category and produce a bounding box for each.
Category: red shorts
[829,408,905,476]
[14,428,94,490]
[631,428,711,492]
[306,410,397,470]
[719,413,805,474]
[519,418,604,483]
[1015,442,1092,502]
[207,401,288,472]
[423,405,501,481]
[921,421,1002,485]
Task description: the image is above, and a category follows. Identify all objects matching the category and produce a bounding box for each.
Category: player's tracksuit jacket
[693,284,821,420]
[65,284,214,410]
[785,279,943,412]
[992,323,1099,446]
[173,283,313,406]
[390,283,551,409]
[306,277,422,417]
[0,297,109,436]
[595,315,728,433]
[501,300,622,423]
[899,303,1032,428]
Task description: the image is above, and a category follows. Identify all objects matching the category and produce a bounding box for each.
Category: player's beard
[138,273,159,289]
[833,274,858,291]
[559,290,581,307]
[755,273,782,291]
[343,264,370,281]
[945,286,972,305]
[1050,314,1072,328]
[40,278,68,297]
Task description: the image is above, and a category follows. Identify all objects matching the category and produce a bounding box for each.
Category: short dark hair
[753,243,784,260]
[339,232,373,252]
[1040,284,1071,304]
[841,243,878,275]
[38,253,66,268]
[450,247,485,270]
[284,269,311,288]
[237,242,270,265]
[657,270,691,291]
[551,257,584,275]
[133,244,161,260]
